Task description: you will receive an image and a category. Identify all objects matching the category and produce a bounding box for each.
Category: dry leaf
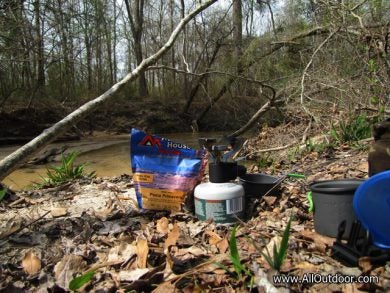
[205,230,222,245]
[198,254,230,274]
[300,230,334,252]
[93,206,114,221]
[342,283,359,293]
[263,196,277,206]
[164,223,180,252]
[54,255,86,289]
[0,219,21,239]
[173,246,205,257]
[262,236,282,262]
[204,230,229,253]
[293,261,318,271]
[152,281,176,293]
[51,207,68,218]
[216,238,229,254]
[22,250,41,275]
[185,221,208,238]
[356,162,368,173]
[329,165,347,174]
[118,268,150,282]
[136,238,149,269]
[358,256,373,273]
[107,243,137,262]
[156,217,169,234]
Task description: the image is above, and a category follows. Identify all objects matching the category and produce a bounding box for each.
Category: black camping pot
[239,173,280,198]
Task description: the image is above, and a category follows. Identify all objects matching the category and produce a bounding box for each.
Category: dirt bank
[0,97,283,145]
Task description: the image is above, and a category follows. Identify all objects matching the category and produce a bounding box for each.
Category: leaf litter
[0,126,389,292]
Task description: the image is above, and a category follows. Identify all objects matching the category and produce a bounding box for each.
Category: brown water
[0,132,225,190]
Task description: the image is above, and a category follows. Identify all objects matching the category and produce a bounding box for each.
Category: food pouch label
[130,128,206,211]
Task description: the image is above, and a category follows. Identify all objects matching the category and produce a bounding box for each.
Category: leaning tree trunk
[0,0,218,181]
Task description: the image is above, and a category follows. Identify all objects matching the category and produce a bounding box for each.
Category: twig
[301,119,312,144]
[244,142,296,158]
[341,0,368,29]
[181,53,191,73]
[232,139,249,161]
[355,105,390,115]
[228,98,283,138]
[147,65,276,96]
[0,210,50,240]
[8,196,26,207]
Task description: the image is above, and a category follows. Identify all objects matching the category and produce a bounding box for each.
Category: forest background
[0,0,389,136]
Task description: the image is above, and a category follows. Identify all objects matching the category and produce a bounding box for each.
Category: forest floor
[0,121,389,292]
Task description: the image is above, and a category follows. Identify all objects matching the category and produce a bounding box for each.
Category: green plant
[0,188,6,201]
[305,139,333,153]
[215,225,253,288]
[261,217,292,271]
[37,152,95,187]
[331,115,371,144]
[287,146,301,161]
[229,225,252,279]
[257,154,274,168]
[69,270,95,291]
[287,140,331,161]
[247,217,292,272]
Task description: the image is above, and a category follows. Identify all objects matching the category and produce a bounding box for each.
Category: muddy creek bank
[0,132,225,190]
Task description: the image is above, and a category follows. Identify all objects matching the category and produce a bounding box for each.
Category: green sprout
[36,152,95,188]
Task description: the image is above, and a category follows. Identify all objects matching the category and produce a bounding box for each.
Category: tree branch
[148,65,276,96]
[244,142,295,158]
[300,31,336,120]
[191,23,389,127]
[228,95,283,138]
[0,0,218,181]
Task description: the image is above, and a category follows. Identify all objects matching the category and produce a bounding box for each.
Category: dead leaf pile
[0,125,389,292]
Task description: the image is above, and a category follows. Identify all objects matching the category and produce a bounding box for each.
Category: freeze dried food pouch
[130,128,206,211]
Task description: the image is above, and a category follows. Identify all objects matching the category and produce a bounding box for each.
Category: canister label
[194,196,244,224]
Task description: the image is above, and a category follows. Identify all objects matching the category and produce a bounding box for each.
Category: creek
[0,131,227,190]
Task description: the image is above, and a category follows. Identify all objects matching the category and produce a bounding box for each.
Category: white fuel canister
[194,182,244,224]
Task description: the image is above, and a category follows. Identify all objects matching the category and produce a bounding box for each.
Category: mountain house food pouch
[130,128,207,211]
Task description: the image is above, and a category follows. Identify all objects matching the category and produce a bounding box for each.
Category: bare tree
[0,0,218,181]
[257,0,276,37]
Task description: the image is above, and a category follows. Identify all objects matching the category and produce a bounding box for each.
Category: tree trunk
[180,0,189,99]
[266,1,276,38]
[0,0,218,181]
[124,0,148,98]
[112,0,118,83]
[34,0,45,88]
[83,0,93,92]
[233,0,242,75]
